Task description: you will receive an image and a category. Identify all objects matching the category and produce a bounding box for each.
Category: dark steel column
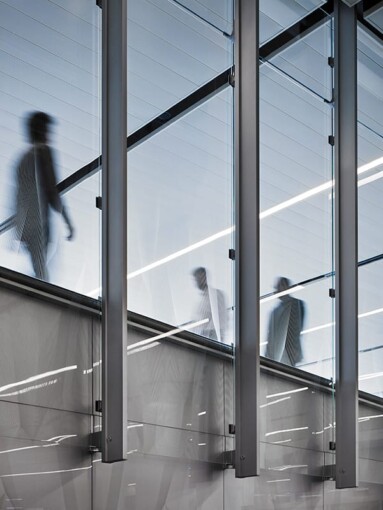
[234,0,260,478]
[334,0,359,488]
[101,0,128,462]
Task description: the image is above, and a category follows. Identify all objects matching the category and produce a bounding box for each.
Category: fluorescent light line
[260,285,304,304]
[359,156,383,174]
[266,387,308,399]
[267,479,291,483]
[359,371,383,381]
[271,439,292,444]
[359,307,383,319]
[302,306,383,336]
[127,318,209,351]
[260,181,334,219]
[127,424,144,429]
[358,414,383,422]
[128,227,235,280]
[86,157,383,297]
[0,366,77,395]
[301,322,334,335]
[265,426,308,437]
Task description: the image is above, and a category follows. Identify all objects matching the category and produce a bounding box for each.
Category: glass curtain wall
[259,8,335,382]
[0,0,101,295]
[126,0,235,346]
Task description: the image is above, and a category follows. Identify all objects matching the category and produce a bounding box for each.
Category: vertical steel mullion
[234,0,260,478]
[334,0,358,489]
[102,0,128,463]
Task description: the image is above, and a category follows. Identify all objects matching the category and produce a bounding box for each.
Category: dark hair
[192,267,206,278]
[276,276,291,291]
[27,111,53,143]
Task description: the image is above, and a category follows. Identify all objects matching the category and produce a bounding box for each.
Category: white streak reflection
[127,318,209,351]
[271,439,292,445]
[265,427,308,437]
[0,466,92,478]
[260,286,304,304]
[260,396,291,408]
[266,387,308,399]
[268,464,308,471]
[0,366,77,396]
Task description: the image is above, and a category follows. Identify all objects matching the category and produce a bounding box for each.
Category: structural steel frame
[101,0,128,463]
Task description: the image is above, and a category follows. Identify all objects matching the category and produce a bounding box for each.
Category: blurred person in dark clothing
[14,111,74,281]
[265,276,305,367]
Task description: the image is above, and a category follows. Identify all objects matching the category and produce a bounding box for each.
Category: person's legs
[27,236,48,281]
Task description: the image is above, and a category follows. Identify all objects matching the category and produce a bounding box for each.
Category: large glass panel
[127,0,232,133]
[260,12,335,380]
[127,87,234,345]
[259,0,326,45]
[171,0,234,35]
[0,0,101,294]
[358,23,383,398]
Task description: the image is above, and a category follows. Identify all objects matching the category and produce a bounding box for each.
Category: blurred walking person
[192,266,227,342]
[265,276,305,367]
[14,111,74,281]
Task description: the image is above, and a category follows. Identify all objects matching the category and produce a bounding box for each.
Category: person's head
[193,266,208,291]
[27,111,53,144]
[275,276,291,295]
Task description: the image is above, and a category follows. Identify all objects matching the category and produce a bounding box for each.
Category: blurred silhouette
[265,276,305,366]
[14,112,74,281]
[192,266,227,342]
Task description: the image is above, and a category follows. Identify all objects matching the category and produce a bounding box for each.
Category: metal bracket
[96,196,102,210]
[89,431,102,453]
[328,56,335,68]
[223,450,235,469]
[329,288,336,298]
[95,400,103,413]
[328,135,335,146]
[228,249,236,261]
[229,67,235,87]
[329,441,336,451]
[229,423,236,434]
[96,0,102,8]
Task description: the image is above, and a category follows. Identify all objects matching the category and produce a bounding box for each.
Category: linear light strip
[302,306,383,335]
[260,285,304,304]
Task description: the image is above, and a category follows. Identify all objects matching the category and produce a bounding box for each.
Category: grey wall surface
[0,286,382,508]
